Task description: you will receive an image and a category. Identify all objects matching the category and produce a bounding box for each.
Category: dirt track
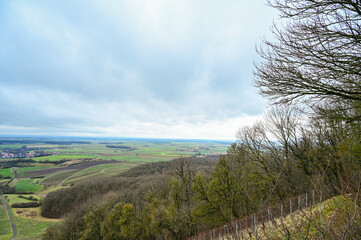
[0,194,17,239]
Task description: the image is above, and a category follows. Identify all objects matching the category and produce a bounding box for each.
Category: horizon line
[0,134,235,143]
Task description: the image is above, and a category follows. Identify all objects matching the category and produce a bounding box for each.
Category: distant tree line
[0,140,91,145]
[11,202,41,208]
[105,145,135,150]
[0,159,36,168]
[44,141,91,145]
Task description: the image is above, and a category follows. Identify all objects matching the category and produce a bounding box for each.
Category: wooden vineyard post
[290,199,293,219]
[312,190,315,208]
[254,214,258,240]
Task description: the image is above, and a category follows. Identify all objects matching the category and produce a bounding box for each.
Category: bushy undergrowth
[11,202,41,208]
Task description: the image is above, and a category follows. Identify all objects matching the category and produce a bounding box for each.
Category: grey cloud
[0,0,275,138]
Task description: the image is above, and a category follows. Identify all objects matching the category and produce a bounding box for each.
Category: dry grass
[13,207,61,222]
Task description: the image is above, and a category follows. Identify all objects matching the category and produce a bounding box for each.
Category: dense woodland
[42,1,361,239]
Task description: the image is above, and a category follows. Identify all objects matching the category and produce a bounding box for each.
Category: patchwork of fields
[0,138,229,239]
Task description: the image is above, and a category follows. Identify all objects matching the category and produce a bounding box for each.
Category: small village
[0,151,38,159]
[0,146,55,159]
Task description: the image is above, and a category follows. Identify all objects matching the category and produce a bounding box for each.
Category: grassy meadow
[13,215,56,240]
[0,169,12,179]
[9,179,44,193]
[0,201,11,239]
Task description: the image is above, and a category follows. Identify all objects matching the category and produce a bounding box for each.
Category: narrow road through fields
[0,194,17,240]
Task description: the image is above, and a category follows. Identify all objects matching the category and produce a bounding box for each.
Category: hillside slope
[192,194,361,239]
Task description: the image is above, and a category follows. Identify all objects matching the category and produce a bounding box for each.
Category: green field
[38,185,68,195]
[9,179,44,193]
[0,145,21,149]
[0,232,12,240]
[97,155,144,161]
[40,170,79,185]
[61,163,138,184]
[4,194,40,205]
[74,163,136,174]
[0,168,12,178]
[34,154,96,162]
[0,201,11,238]
[13,215,55,240]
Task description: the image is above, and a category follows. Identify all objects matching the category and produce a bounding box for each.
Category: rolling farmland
[0,137,229,239]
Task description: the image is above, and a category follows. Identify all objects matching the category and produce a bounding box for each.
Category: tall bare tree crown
[254,0,361,109]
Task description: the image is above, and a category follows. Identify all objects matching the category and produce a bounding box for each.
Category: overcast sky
[0,0,276,140]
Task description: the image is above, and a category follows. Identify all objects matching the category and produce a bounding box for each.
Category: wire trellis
[189,188,337,240]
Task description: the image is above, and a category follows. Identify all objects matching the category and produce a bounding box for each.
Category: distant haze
[0,0,276,140]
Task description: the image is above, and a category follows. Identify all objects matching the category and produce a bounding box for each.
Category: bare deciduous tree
[255,0,361,120]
